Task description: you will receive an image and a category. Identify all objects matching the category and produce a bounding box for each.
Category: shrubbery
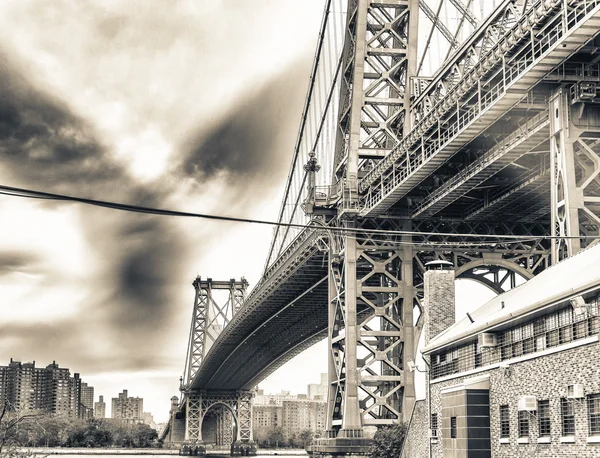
[368,423,408,458]
[5,414,158,449]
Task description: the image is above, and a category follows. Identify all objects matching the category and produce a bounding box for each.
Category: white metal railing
[360,0,600,213]
[412,110,549,215]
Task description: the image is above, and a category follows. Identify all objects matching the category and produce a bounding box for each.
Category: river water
[40,455,306,458]
[33,452,307,458]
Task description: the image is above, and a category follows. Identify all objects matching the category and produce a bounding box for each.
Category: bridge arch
[200,401,238,445]
[454,258,534,295]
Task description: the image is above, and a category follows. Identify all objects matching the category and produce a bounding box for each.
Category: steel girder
[326,220,417,434]
[184,390,253,443]
[412,109,550,218]
[464,165,550,221]
[550,87,600,263]
[360,0,600,216]
[191,226,329,391]
[334,0,418,199]
[183,278,248,388]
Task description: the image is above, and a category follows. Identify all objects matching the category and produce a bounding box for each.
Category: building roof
[422,243,600,354]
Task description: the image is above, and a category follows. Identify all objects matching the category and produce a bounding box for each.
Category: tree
[0,402,43,457]
[266,426,284,448]
[298,429,313,449]
[368,423,408,458]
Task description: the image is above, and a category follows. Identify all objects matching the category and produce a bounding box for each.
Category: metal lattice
[183,278,248,387]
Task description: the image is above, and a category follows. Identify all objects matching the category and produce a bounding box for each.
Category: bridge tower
[305,1,420,455]
[550,85,600,263]
[178,277,256,457]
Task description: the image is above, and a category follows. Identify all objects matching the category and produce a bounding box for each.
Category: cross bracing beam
[464,165,550,221]
[412,109,549,217]
[359,1,600,217]
[186,217,550,390]
[550,89,600,262]
[448,0,478,28]
[419,0,459,51]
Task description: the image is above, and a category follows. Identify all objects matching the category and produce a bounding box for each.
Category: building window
[518,411,529,437]
[450,417,457,438]
[500,405,510,438]
[538,400,551,437]
[561,398,575,436]
[430,297,600,380]
[431,413,438,438]
[588,393,600,436]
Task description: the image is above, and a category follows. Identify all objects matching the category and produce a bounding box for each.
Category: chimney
[424,260,455,344]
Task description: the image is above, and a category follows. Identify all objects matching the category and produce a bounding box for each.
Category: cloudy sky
[0,0,328,422]
[0,0,499,425]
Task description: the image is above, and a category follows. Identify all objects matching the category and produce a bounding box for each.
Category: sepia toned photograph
[1,1,600,458]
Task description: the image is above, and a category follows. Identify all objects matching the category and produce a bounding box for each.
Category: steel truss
[183,278,248,388]
[322,214,551,436]
[185,390,253,444]
[550,87,600,263]
[412,109,549,218]
[360,0,600,216]
[334,0,418,195]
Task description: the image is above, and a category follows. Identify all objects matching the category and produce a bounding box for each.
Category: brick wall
[401,399,429,458]
[424,269,455,344]
[429,339,600,457]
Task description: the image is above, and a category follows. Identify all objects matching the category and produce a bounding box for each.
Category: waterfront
[27,449,308,457]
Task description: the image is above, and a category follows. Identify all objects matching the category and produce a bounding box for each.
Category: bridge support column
[318,219,417,457]
[550,87,600,263]
[180,390,255,457]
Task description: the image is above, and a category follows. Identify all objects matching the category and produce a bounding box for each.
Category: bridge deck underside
[362,5,600,220]
[192,245,329,391]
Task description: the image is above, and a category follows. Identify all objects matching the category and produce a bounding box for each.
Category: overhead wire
[1,183,598,246]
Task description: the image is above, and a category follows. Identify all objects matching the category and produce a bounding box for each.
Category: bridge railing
[412,109,550,216]
[360,0,600,215]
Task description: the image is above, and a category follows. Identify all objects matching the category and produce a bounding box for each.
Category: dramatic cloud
[0,0,324,420]
[179,69,308,184]
[0,251,40,276]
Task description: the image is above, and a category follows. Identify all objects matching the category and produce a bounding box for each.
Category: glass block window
[451,417,457,439]
[546,314,559,330]
[431,413,438,438]
[518,410,529,437]
[500,405,510,438]
[561,398,575,436]
[588,393,600,436]
[430,294,600,380]
[538,400,551,437]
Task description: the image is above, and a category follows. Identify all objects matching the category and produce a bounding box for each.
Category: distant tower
[94,395,106,418]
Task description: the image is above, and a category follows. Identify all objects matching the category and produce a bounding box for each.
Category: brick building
[94,394,106,418]
[0,359,92,418]
[404,244,600,457]
[112,389,144,423]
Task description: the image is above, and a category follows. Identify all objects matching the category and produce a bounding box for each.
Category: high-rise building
[307,373,328,400]
[253,388,327,442]
[142,411,157,430]
[112,390,144,423]
[94,395,106,418]
[0,359,92,418]
[80,383,94,419]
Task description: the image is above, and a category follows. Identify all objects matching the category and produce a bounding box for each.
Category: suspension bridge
[162,1,600,455]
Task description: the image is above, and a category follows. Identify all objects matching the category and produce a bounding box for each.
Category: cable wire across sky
[0,183,597,245]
